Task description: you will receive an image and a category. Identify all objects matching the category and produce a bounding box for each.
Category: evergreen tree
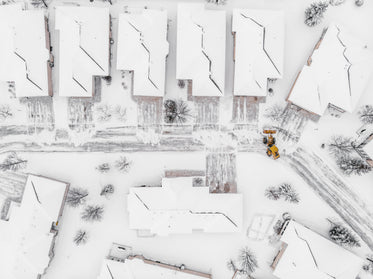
[329,223,361,247]
[0,152,27,171]
[305,2,329,27]
[358,105,373,124]
[265,183,300,203]
[238,247,258,276]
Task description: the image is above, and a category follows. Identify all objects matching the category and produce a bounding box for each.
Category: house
[176,3,226,97]
[0,3,52,97]
[287,23,373,116]
[117,8,169,97]
[271,220,364,279]
[97,253,212,279]
[127,176,242,236]
[55,6,110,97]
[232,9,284,96]
[0,174,69,279]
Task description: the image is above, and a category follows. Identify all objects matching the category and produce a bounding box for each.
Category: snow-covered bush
[81,205,104,222]
[66,187,89,207]
[363,255,373,274]
[304,2,329,27]
[96,163,111,173]
[265,183,300,203]
[329,223,360,247]
[115,156,131,172]
[100,184,114,197]
[336,156,371,176]
[206,0,226,5]
[0,104,13,121]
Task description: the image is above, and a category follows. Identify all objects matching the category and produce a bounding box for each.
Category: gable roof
[287,23,373,115]
[232,9,284,96]
[117,8,169,97]
[0,175,69,279]
[127,177,242,236]
[273,220,364,279]
[97,256,211,279]
[0,4,51,97]
[176,3,226,97]
[55,6,110,97]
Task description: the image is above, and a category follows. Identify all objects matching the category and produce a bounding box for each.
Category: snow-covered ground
[0,0,373,278]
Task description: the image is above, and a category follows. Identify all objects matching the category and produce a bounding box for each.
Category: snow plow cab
[263,129,280,160]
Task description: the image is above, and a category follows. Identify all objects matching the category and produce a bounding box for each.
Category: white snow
[0,3,51,97]
[0,174,69,279]
[176,3,226,96]
[97,255,211,279]
[273,220,364,279]
[232,9,284,96]
[55,6,110,97]
[287,23,373,116]
[127,176,243,235]
[117,8,169,96]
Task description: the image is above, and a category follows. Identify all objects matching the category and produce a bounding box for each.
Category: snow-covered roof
[176,3,226,97]
[127,177,242,236]
[232,9,284,96]
[0,174,69,279]
[273,220,364,279]
[55,6,110,97]
[97,256,211,279]
[0,3,51,97]
[364,138,373,159]
[287,23,373,115]
[117,8,169,97]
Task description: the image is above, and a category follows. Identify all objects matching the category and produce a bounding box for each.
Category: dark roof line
[13,52,43,91]
[30,180,41,204]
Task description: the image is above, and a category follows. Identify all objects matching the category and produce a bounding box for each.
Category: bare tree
[100,184,114,197]
[0,153,27,171]
[264,104,285,123]
[327,135,354,157]
[115,106,127,122]
[81,205,104,222]
[96,105,113,122]
[336,156,371,176]
[358,105,373,124]
[73,230,88,246]
[96,163,111,173]
[66,187,89,207]
[304,1,329,27]
[115,156,131,172]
